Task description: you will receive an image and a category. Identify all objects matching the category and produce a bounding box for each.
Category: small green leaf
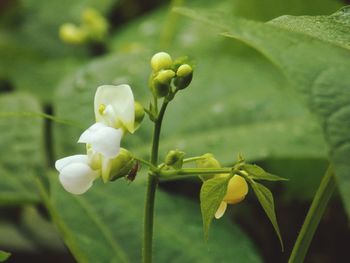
[250,181,284,250]
[243,164,288,181]
[200,176,230,240]
[0,251,10,262]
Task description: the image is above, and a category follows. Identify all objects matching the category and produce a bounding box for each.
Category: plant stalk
[142,101,169,263]
[288,165,336,263]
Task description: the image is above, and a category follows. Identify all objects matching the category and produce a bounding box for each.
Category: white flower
[56,84,136,194]
[94,84,135,132]
[78,84,135,158]
[55,155,100,195]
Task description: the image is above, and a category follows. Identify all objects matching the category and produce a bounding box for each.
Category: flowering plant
[55,52,286,262]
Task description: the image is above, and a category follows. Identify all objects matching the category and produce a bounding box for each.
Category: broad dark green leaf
[269,7,350,50]
[0,93,45,205]
[175,4,350,217]
[200,176,230,240]
[47,177,262,263]
[0,251,10,262]
[231,0,342,21]
[243,164,287,181]
[249,181,283,250]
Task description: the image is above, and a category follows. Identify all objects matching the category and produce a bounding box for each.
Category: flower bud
[223,175,248,204]
[134,101,145,131]
[151,69,175,98]
[59,23,87,45]
[106,148,135,182]
[174,64,193,90]
[196,153,221,181]
[151,52,173,72]
[215,175,249,219]
[82,8,108,42]
[165,150,185,169]
[196,153,221,169]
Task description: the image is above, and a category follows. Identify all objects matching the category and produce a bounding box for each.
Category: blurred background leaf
[0,94,44,205]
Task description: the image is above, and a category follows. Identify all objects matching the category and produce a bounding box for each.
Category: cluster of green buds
[150,52,193,99]
[59,8,108,45]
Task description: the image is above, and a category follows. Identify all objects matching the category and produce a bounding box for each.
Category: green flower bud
[59,23,87,45]
[151,52,173,72]
[81,8,108,42]
[134,101,145,131]
[196,153,221,169]
[196,153,221,181]
[174,64,193,90]
[177,64,193,77]
[106,148,135,182]
[165,150,185,169]
[151,69,175,98]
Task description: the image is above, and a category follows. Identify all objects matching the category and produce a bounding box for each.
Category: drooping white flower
[55,155,100,195]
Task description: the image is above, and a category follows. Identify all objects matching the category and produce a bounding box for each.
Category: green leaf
[200,176,231,240]
[0,251,10,262]
[268,7,350,50]
[249,181,284,250]
[175,4,350,217]
[243,164,288,181]
[46,176,262,263]
[231,0,342,21]
[0,93,45,205]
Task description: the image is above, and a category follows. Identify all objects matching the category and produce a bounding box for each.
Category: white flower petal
[78,122,106,144]
[94,84,135,132]
[55,154,89,172]
[214,201,227,219]
[59,162,99,195]
[79,123,123,158]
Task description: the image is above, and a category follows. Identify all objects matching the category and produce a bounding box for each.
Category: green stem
[161,167,232,176]
[288,165,336,263]
[0,111,83,128]
[183,156,206,163]
[133,157,156,170]
[158,167,233,182]
[143,101,169,263]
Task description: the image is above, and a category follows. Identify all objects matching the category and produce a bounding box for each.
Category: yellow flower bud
[151,52,173,72]
[223,175,248,204]
[215,175,248,219]
[59,23,87,45]
[82,8,108,42]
